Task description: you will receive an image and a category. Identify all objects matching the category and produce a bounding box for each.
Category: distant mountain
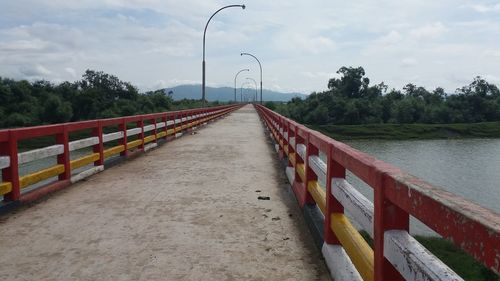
[164,85,307,102]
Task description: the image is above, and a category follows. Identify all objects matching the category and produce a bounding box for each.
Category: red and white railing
[255,104,499,281]
[0,104,241,204]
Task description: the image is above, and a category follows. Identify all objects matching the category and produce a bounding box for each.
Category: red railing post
[1,131,20,201]
[92,121,104,166]
[196,109,200,122]
[173,112,178,133]
[302,131,316,206]
[162,114,168,140]
[182,111,186,130]
[178,112,183,131]
[293,129,305,200]
[324,143,344,244]
[183,111,188,130]
[119,118,128,157]
[287,125,295,168]
[151,117,157,144]
[56,126,71,180]
[374,174,409,281]
[278,117,285,159]
[137,119,144,150]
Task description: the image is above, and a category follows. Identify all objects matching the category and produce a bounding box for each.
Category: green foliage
[267,67,500,126]
[42,95,73,123]
[264,101,277,110]
[0,70,224,129]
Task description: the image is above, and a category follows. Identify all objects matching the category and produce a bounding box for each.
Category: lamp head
[241,5,246,9]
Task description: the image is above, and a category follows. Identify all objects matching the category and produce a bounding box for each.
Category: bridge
[0,104,498,280]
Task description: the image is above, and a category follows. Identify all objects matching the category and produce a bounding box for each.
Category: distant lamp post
[202,4,246,105]
[234,69,249,102]
[240,52,262,104]
[240,82,250,103]
[245,77,258,103]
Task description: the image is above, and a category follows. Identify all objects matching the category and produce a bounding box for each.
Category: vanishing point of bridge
[0,105,498,281]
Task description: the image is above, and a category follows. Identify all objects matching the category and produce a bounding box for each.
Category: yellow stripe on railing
[157,131,167,138]
[0,182,12,195]
[279,139,283,148]
[331,213,374,281]
[144,135,156,144]
[19,164,65,189]
[70,153,100,170]
[289,153,296,166]
[103,145,125,158]
[167,129,175,136]
[127,139,142,149]
[296,163,305,182]
[284,145,289,155]
[307,181,326,214]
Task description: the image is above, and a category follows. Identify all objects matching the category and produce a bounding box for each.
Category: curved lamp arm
[241,52,262,104]
[203,5,245,61]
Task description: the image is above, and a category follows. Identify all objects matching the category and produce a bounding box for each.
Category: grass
[358,231,499,280]
[309,122,500,140]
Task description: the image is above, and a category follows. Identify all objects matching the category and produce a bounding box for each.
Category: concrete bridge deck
[0,105,330,280]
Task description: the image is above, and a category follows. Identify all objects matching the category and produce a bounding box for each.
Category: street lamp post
[245,77,258,103]
[240,82,250,103]
[234,69,249,102]
[202,4,245,105]
[240,52,262,104]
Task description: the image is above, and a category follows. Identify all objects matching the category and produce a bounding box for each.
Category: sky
[1,0,499,95]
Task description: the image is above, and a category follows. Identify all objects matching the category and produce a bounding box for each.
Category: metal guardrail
[0,104,242,205]
[255,104,499,281]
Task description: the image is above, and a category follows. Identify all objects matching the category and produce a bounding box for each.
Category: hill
[165,85,306,102]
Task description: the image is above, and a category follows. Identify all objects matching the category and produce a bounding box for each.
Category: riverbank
[309,122,500,140]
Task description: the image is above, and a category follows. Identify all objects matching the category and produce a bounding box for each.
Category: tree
[42,95,73,123]
[327,66,370,99]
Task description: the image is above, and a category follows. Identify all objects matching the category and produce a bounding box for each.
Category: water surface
[344,138,500,235]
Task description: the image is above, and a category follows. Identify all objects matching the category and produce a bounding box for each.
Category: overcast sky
[1,0,499,94]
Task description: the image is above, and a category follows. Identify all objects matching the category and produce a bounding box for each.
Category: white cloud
[400,58,418,68]
[0,40,50,52]
[483,49,500,57]
[468,3,500,13]
[301,71,336,79]
[65,67,77,78]
[377,30,403,46]
[290,34,335,55]
[483,74,500,84]
[409,22,447,40]
[19,64,52,77]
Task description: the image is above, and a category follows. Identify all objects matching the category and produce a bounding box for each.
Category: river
[344,138,500,235]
